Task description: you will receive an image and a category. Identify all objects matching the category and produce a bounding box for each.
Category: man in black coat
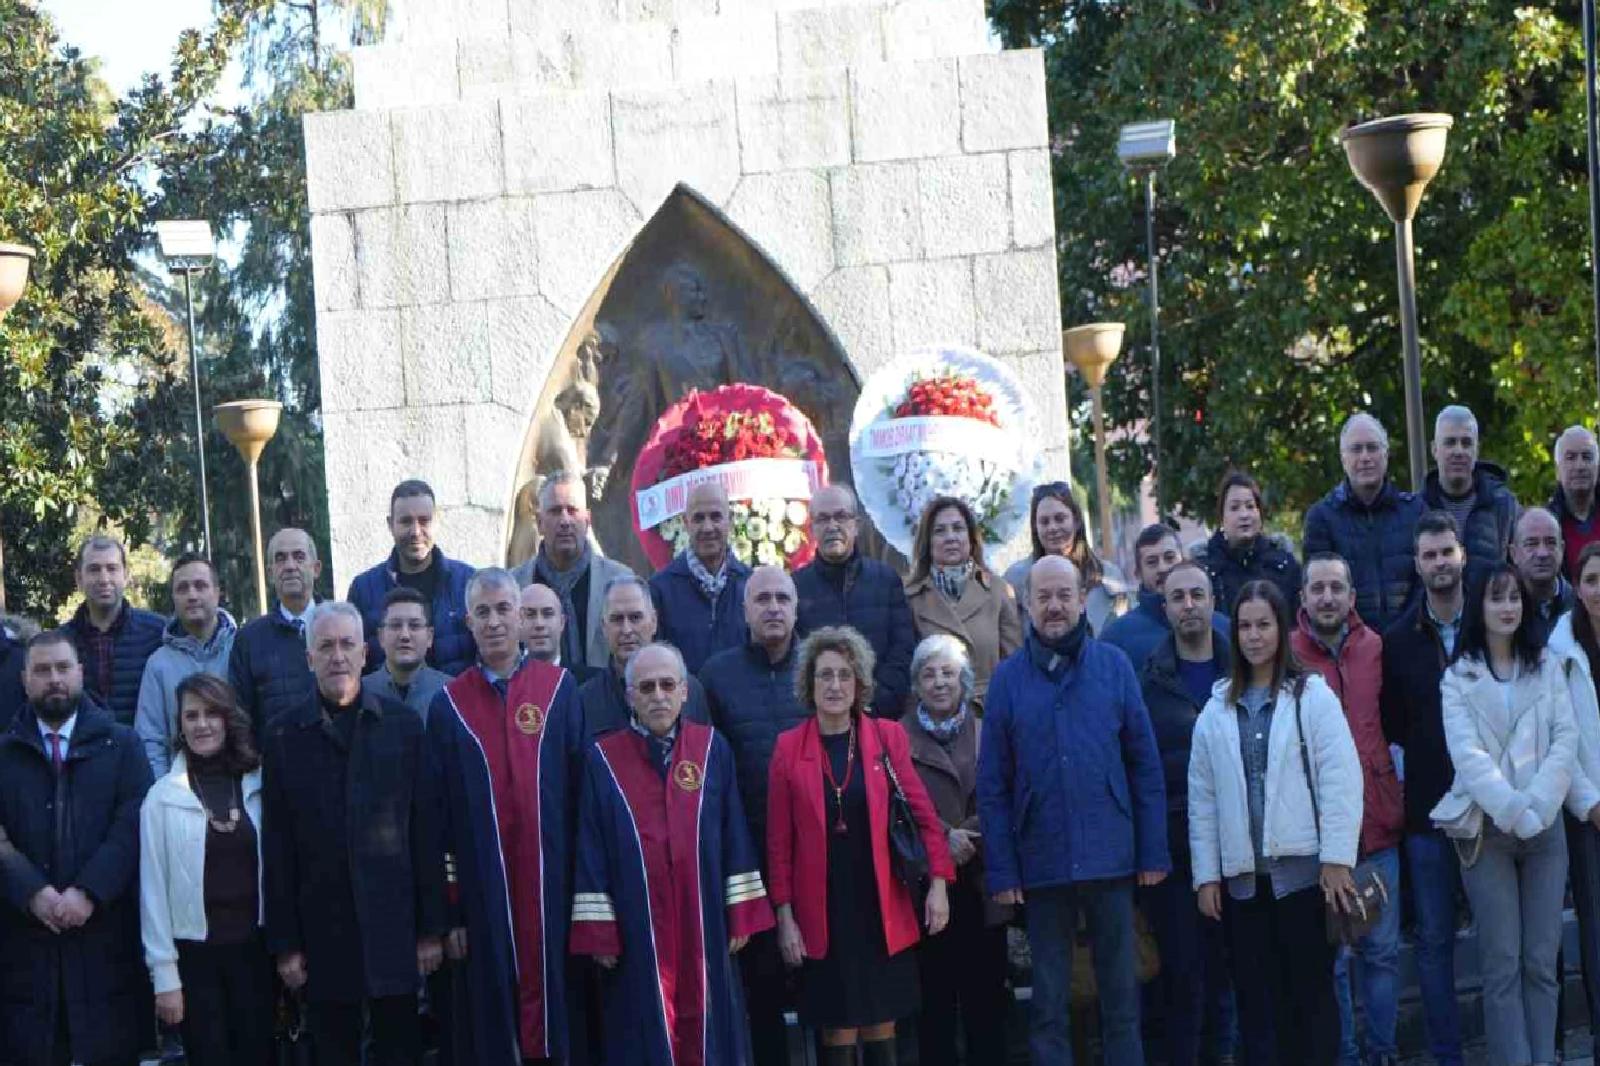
[0,630,152,1066]
[230,527,321,738]
[699,564,811,1066]
[60,535,163,727]
[1379,510,1468,1066]
[791,484,914,716]
[1421,405,1519,575]
[0,619,26,728]
[579,576,708,740]
[263,601,447,1066]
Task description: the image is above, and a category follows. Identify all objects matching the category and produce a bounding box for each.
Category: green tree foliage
[0,0,268,615]
[994,0,1592,523]
[148,0,387,616]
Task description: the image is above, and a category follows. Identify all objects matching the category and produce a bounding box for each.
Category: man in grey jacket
[361,587,449,721]
[135,554,237,776]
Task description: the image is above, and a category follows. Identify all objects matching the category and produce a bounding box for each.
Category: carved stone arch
[506,183,879,577]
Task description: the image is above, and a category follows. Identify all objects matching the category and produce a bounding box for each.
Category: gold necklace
[194,773,241,834]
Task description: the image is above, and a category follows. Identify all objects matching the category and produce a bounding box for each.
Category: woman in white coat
[1539,541,1600,1061]
[1434,562,1578,1066]
[1188,579,1362,1066]
[139,673,272,1066]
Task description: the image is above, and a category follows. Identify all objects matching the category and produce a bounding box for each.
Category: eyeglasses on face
[634,678,679,696]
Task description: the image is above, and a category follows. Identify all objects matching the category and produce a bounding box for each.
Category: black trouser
[1224,879,1339,1066]
[307,993,419,1066]
[175,935,276,1066]
[741,928,795,1066]
[915,877,1009,1066]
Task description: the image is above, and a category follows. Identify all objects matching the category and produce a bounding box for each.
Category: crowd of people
[3,405,1600,1066]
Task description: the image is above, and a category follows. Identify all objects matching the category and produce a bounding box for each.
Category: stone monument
[306,0,1069,587]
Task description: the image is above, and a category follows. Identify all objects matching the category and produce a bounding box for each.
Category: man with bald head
[649,481,751,674]
[791,483,915,716]
[230,527,324,736]
[1512,507,1571,642]
[700,566,812,1065]
[1303,413,1424,632]
[1551,425,1600,579]
[519,582,596,685]
[978,555,1168,1065]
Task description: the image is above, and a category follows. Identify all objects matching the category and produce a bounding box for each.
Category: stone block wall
[308,0,1067,589]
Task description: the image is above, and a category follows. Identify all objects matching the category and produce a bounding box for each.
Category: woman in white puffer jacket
[1433,562,1578,1066]
[139,673,271,1066]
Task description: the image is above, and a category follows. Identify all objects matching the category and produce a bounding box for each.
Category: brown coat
[901,708,1012,925]
[904,568,1023,707]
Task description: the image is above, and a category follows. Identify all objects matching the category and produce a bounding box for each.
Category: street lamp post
[1340,114,1453,493]
[1064,323,1126,554]
[1118,119,1176,517]
[1584,0,1600,408]
[156,221,218,557]
[0,241,35,613]
[214,400,282,617]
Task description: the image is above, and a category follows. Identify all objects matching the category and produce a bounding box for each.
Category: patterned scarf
[629,715,678,778]
[535,543,592,665]
[685,551,729,601]
[917,702,969,743]
[932,561,975,602]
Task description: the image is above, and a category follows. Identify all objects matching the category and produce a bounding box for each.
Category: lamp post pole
[183,269,214,558]
[1585,0,1600,407]
[1144,169,1162,518]
[1064,323,1126,555]
[1341,113,1453,492]
[215,400,283,617]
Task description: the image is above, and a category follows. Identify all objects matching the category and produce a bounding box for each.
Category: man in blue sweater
[648,481,749,675]
[230,527,322,737]
[61,535,163,727]
[1101,523,1229,672]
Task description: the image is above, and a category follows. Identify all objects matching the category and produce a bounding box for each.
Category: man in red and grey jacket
[1292,551,1404,1066]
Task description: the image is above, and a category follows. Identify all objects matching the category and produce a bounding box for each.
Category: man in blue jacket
[347,480,476,676]
[978,555,1168,1066]
[230,527,322,738]
[61,535,164,727]
[648,481,749,675]
[1101,523,1229,672]
[1302,413,1424,634]
[791,484,914,716]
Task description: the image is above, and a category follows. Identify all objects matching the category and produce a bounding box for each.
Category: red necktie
[49,733,62,772]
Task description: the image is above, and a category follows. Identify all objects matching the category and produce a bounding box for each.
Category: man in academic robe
[571,641,774,1066]
[428,568,586,1065]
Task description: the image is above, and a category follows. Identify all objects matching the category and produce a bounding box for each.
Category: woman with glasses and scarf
[768,626,954,1066]
[1004,481,1131,635]
[904,496,1022,711]
[901,634,1011,1065]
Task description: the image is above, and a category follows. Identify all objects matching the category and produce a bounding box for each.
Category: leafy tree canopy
[994,0,1592,527]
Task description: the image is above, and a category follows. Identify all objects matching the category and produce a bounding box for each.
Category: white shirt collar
[38,712,78,748]
[280,601,314,626]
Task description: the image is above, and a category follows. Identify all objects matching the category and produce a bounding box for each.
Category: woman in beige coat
[904,495,1022,709]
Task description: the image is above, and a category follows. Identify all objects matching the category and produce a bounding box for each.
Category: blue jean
[1025,879,1143,1066]
[1406,831,1464,1066]
[1333,847,1401,1064]
[1460,821,1568,1066]
[1140,855,1237,1066]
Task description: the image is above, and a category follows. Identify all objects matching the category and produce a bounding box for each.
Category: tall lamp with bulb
[1064,323,1126,554]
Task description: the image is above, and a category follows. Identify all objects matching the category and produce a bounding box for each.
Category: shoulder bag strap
[1293,680,1321,848]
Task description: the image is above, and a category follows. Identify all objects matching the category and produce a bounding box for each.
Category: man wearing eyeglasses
[362,587,450,722]
[792,484,915,717]
[428,568,587,1066]
[571,642,773,1066]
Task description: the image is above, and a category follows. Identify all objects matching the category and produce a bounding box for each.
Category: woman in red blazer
[767,625,955,1066]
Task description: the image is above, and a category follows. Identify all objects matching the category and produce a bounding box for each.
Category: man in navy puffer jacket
[231,528,323,738]
[791,485,914,717]
[978,556,1168,1066]
[346,480,476,676]
[1302,413,1424,634]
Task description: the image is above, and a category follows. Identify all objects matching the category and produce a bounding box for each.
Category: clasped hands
[29,885,93,934]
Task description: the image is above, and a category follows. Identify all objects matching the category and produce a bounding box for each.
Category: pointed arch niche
[506,184,872,576]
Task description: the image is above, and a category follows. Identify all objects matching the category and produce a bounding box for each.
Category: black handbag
[874,719,930,906]
[1293,685,1389,947]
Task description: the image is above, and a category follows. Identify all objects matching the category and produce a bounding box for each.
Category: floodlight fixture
[155,220,216,274]
[1117,120,1176,170]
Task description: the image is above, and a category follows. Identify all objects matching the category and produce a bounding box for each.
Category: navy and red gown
[570,718,775,1066]
[428,658,585,1064]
